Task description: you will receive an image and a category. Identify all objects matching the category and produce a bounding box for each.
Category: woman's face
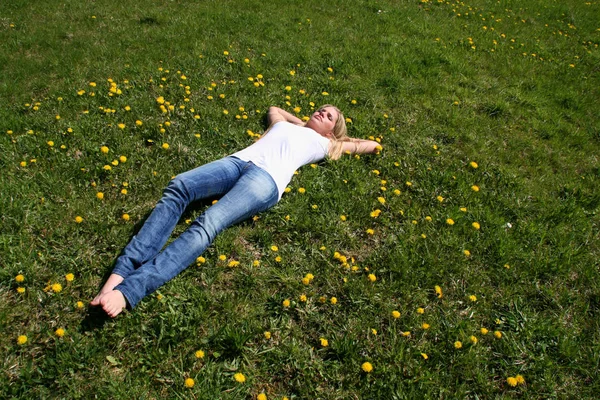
[306,106,339,138]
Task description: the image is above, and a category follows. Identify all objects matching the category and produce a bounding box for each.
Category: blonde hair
[316,104,349,160]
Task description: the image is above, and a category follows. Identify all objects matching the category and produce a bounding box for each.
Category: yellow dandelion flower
[515,375,525,385]
[368,273,376,282]
[480,327,489,335]
[197,256,206,264]
[320,337,328,347]
[421,353,428,359]
[65,273,74,282]
[417,307,425,314]
[122,213,130,221]
[55,328,66,337]
[422,323,430,329]
[52,283,62,293]
[257,393,267,400]
[100,146,109,154]
[361,362,373,373]
[370,209,381,218]
[470,161,478,168]
[494,331,502,339]
[119,155,127,163]
[192,349,205,359]
[17,287,26,294]
[437,195,444,202]
[469,295,477,302]
[96,192,104,200]
[76,301,84,309]
[377,197,385,204]
[472,222,481,230]
[506,377,518,387]
[184,378,195,388]
[454,341,462,349]
[470,335,478,344]
[275,256,282,263]
[406,181,412,187]
[298,187,306,194]
[15,274,25,283]
[17,335,28,345]
[330,297,337,305]
[471,185,480,192]
[366,228,375,235]
[299,294,307,302]
[435,285,443,298]
[228,260,240,267]
[446,218,455,225]
[282,299,290,308]
[75,216,83,223]
[218,254,226,261]
[117,123,125,130]
[162,143,169,150]
[233,373,246,383]
[391,310,401,319]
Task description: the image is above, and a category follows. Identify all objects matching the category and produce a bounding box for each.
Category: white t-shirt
[231,121,331,200]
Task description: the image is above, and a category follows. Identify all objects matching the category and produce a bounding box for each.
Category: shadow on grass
[79,306,113,332]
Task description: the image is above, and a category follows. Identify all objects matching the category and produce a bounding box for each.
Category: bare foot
[99,290,127,318]
[91,274,125,306]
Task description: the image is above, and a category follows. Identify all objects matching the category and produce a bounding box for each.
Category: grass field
[1,0,599,398]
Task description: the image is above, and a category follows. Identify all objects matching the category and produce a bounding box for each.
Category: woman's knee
[162,176,191,204]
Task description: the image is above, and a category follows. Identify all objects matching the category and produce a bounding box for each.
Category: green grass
[1,0,599,398]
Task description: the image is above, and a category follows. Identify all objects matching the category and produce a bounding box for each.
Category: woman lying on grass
[91,105,381,317]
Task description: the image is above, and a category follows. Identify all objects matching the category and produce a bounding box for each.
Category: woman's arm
[340,138,382,155]
[268,106,304,127]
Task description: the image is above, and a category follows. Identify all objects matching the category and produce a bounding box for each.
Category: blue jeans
[112,156,279,309]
